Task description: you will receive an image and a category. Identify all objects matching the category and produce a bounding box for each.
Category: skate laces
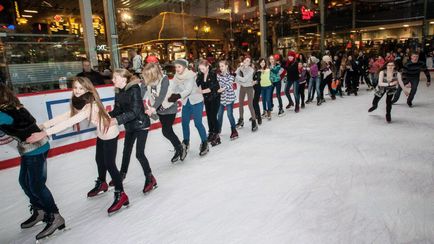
[42,213,54,224]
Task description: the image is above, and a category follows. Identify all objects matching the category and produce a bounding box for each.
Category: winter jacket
[145,76,177,115]
[309,63,319,78]
[0,106,49,155]
[196,70,221,102]
[109,80,150,131]
[217,72,236,106]
[270,64,284,83]
[235,65,255,87]
[286,61,299,81]
[172,69,203,105]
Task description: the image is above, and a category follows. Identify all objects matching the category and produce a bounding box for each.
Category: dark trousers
[372,89,394,115]
[359,70,372,87]
[96,136,124,192]
[284,80,294,105]
[392,79,419,104]
[320,75,335,99]
[345,71,358,94]
[253,84,261,119]
[271,82,284,109]
[205,98,220,134]
[19,151,59,214]
[295,82,306,106]
[120,130,152,177]
[159,113,182,149]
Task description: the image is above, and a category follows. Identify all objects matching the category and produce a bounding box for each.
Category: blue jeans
[271,82,283,109]
[308,76,321,100]
[217,102,236,131]
[19,151,59,214]
[285,80,294,105]
[182,100,207,144]
[261,86,273,111]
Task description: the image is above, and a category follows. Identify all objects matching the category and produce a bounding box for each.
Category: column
[78,0,98,68]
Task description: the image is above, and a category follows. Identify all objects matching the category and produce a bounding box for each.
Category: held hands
[202,88,211,94]
[168,93,181,103]
[145,107,156,116]
[218,87,225,93]
[26,131,47,144]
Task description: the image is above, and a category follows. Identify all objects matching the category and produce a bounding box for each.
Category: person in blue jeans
[168,58,209,157]
[0,84,65,240]
[256,58,273,120]
[285,51,299,110]
[216,60,238,140]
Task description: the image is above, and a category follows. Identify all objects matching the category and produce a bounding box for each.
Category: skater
[391,51,431,107]
[294,62,308,112]
[345,55,358,96]
[235,56,258,132]
[252,60,263,125]
[27,77,129,215]
[216,60,239,140]
[368,61,408,122]
[142,62,186,163]
[307,55,321,105]
[369,55,385,88]
[196,60,221,146]
[319,59,336,103]
[356,51,372,89]
[256,58,273,120]
[269,54,285,115]
[285,51,299,109]
[108,69,157,194]
[168,58,209,156]
[0,84,65,240]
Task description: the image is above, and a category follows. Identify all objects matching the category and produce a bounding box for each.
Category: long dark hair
[0,84,22,110]
[257,58,268,70]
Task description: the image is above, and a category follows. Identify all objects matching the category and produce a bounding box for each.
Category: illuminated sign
[0,5,4,12]
[301,6,314,20]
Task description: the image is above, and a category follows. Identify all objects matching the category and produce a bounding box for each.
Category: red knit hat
[287,50,297,58]
[273,54,280,61]
[146,55,159,64]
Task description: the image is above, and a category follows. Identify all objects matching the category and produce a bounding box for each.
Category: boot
[267,111,272,120]
[317,98,321,106]
[257,116,262,125]
[181,140,189,160]
[207,132,215,143]
[21,205,45,229]
[109,172,126,187]
[368,106,377,112]
[386,113,391,123]
[199,142,209,156]
[35,213,65,240]
[285,104,292,109]
[87,179,108,197]
[301,102,305,109]
[407,100,413,107]
[171,144,184,163]
[295,105,300,113]
[211,133,221,147]
[235,118,244,129]
[278,109,284,117]
[331,95,336,100]
[305,99,311,104]
[252,120,258,132]
[230,128,239,140]
[261,111,267,118]
[107,191,129,214]
[143,174,157,193]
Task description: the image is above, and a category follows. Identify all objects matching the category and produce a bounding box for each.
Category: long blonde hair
[142,63,163,86]
[70,77,111,133]
[113,68,139,84]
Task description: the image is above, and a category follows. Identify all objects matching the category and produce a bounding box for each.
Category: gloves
[168,93,181,103]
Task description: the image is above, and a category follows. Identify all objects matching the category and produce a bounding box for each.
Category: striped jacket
[217,72,236,106]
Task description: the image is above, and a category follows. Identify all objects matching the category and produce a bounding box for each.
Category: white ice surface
[1,82,434,244]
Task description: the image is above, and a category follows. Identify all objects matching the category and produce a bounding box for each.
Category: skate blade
[35,226,71,243]
[143,185,158,195]
[87,191,108,199]
[108,204,130,217]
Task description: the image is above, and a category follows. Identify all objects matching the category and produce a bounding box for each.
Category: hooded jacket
[109,80,150,131]
[172,69,203,105]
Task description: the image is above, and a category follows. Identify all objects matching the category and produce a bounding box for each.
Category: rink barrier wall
[0,83,287,170]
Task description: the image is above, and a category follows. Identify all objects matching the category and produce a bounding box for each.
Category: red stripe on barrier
[0,91,287,170]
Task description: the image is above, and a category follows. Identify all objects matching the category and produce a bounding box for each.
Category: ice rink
[1,82,434,244]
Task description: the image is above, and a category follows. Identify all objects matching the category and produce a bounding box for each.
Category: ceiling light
[24,10,38,13]
[379,27,385,30]
[403,24,409,27]
[22,15,33,18]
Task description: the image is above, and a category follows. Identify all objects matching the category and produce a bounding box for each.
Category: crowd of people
[0,45,431,240]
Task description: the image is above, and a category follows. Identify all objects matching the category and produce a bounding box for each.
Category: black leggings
[96,136,123,192]
[372,89,394,115]
[205,99,220,134]
[253,84,261,118]
[159,113,182,148]
[320,75,334,99]
[120,130,152,177]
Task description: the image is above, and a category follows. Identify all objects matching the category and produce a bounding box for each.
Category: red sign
[301,6,314,20]
[241,42,249,47]
[0,5,4,12]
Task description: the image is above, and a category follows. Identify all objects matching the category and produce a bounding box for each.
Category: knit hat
[273,54,280,61]
[146,55,159,64]
[174,58,188,68]
[287,51,297,58]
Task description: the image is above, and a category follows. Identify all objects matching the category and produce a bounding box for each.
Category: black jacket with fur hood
[109,80,150,131]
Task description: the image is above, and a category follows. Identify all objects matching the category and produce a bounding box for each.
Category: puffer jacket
[109,80,150,131]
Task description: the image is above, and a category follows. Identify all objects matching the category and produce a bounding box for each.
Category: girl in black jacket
[197,60,221,146]
[109,69,156,194]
